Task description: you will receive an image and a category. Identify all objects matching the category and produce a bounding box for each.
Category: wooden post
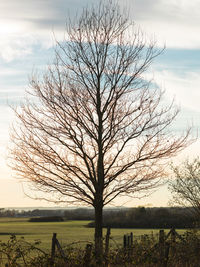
[51,233,57,266]
[159,230,165,266]
[130,232,133,257]
[84,244,92,267]
[171,228,176,243]
[159,229,165,244]
[51,233,68,267]
[105,227,111,266]
[130,232,133,247]
[123,234,127,249]
[170,228,176,258]
[164,241,170,267]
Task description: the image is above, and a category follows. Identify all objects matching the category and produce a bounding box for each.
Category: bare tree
[169,158,200,218]
[9,1,191,262]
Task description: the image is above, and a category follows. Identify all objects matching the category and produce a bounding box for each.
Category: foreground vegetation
[0,228,200,266]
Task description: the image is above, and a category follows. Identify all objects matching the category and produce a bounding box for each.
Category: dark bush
[29,216,64,222]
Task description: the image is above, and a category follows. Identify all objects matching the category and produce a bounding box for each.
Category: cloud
[0,0,98,61]
[0,0,94,29]
[0,35,35,62]
[154,69,200,112]
[120,0,200,49]
[0,0,200,62]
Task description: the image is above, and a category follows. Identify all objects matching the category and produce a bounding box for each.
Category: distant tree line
[0,208,16,217]
[63,207,198,228]
[0,207,198,229]
[0,208,65,218]
[87,207,197,229]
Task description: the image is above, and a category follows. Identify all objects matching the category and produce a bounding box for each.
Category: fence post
[126,232,134,259]
[164,241,170,267]
[51,233,57,266]
[123,234,127,249]
[130,232,133,257]
[159,230,165,266]
[128,234,131,247]
[105,227,111,266]
[171,228,176,243]
[130,232,133,247]
[84,244,92,267]
[170,228,176,258]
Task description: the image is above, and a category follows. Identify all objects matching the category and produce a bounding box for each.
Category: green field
[0,218,185,250]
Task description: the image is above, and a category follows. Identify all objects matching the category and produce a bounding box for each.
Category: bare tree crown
[169,158,200,216]
[9,1,190,207]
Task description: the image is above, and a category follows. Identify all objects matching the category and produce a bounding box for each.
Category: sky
[0,0,200,208]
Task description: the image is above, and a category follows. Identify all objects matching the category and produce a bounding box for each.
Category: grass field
[0,217,186,250]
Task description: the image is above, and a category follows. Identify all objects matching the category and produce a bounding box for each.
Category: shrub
[29,216,64,222]
[0,235,49,267]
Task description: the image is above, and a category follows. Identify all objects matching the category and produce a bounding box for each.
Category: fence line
[122,228,186,267]
[50,227,187,266]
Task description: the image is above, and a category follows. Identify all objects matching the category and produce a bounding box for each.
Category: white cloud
[0,0,200,62]
[0,1,68,61]
[154,70,200,111]
[0,35,33,62]
[120,0,200,49]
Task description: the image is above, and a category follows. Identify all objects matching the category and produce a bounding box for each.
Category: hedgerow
[1,230,200,266]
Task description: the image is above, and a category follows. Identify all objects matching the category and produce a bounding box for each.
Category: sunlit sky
[0,0,200,208]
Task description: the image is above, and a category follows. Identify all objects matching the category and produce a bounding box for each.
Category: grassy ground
[0,217,186,250]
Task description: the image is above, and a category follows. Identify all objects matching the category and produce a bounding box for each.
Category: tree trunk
[94,200,103,265]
